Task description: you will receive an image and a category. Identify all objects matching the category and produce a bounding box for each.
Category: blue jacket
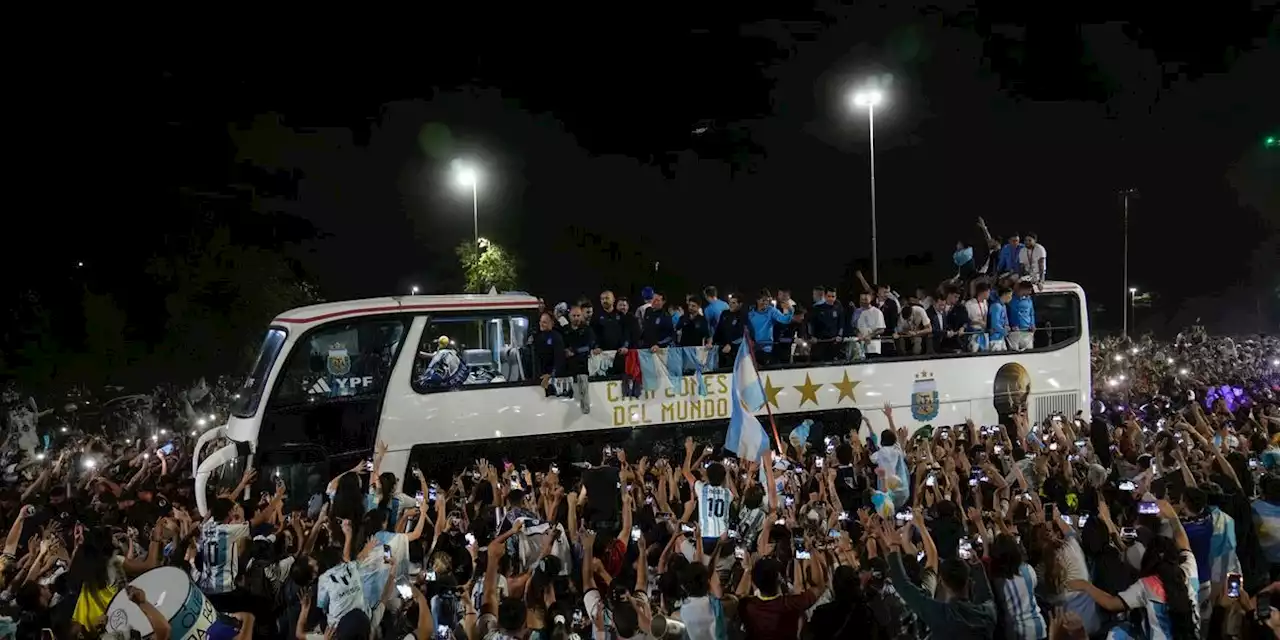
[747,306,793,352]
[703,299,728,332]
[988,301,1009,341]
[1008,294,1035,330]
[997,243,1022,273]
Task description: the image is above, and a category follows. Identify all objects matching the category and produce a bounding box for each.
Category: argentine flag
[1252,499,1280,563]
[725,342,769,462]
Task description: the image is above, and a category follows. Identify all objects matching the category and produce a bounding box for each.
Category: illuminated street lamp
[851,88,885,284]
[455,163,481,249]
[410,285,419,295]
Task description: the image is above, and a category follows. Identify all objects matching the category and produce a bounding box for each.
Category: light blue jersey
[696,481,732,539]
[196,521,249,595]
[317,561,368,629]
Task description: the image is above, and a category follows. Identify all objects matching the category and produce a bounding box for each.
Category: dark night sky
[41,8,1280,335]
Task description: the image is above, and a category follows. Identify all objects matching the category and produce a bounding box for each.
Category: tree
[147,226,321,379]
[456,239,519,293]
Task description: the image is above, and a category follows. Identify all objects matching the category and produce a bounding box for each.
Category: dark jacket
[887,552,997,640]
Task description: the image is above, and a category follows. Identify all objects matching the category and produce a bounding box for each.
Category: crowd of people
[2,220,1280,639]
[2,326,1276,640]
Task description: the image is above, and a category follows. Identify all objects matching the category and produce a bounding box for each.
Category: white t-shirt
[964,298,989,329]
[1054,535,1091,589]
[896,305,931,335]
[1021,244,1047,281]
[316,561,368,629]
[854,306,886,355]
[695,480,732,539]
[1118,552,1200,640]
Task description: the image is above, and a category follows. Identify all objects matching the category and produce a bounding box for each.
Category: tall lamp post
[1125,287,1137,338]
[852,88,885,284]
[1120,188,1138,337]
[455,164,480,249]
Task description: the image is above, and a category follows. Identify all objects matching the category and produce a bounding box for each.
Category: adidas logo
[308,379,331,395]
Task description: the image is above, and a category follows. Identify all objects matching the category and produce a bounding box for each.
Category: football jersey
[696,481,732,538]
[196,521,249,595]
[316,561,368,629]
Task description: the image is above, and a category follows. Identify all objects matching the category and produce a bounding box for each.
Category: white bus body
[194,283,1090,515]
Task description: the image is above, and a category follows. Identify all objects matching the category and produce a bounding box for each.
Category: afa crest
[327,343,352,377]
[911,370,940,422]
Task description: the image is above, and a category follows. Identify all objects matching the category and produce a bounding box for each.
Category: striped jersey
[696,481,732,538]
[196,521,249,595]
[994,563,1047,640]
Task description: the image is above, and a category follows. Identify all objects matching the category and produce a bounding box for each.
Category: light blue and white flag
[725,342,768,463]
[1209,506,1241,584]
[1252,499,1280,563]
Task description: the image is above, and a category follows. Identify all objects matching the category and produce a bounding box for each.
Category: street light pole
[852,88,885,284]
[1126,287,1137,338]
[471,179,479,250]
[867,103,878,285]
[455,163,481,249]
[1120,188,1138,338]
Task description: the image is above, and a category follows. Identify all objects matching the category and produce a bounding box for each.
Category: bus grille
[1033,392,1079,423]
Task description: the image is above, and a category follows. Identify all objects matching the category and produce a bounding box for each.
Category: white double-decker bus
[194,282,1090,515]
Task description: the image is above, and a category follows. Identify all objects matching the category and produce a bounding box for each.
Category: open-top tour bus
[194,283,1091,515]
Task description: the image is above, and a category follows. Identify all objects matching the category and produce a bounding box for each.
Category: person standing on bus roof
[592,290,630,375]
[640,292,676,351]
[988,288,1012,352]
[677,298,712,348]
[713,294,746,364]
[997,233,1024,275]
[853,292,886,357]
[703,285,728,333]
[747,290,793,366]
[964,282,992,352]
[635,286,655,320]
[809,287,843,362]
[1008,282,1036,351]
[531,312,565,390]
[563,305,596,377]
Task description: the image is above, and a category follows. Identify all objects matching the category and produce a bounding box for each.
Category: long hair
[987,533,1026,580]
[377,472,397,514]
[1030,524,1069,594]
[67,528,113,593]
[1138,535,1197,640]
[332,472,365,523]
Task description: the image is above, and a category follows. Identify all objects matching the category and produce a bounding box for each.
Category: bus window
[231,328,287,419]
[260,318,408,456]
[411,313,536,392]
[272,319,407,407]
[1033,292,1082,347]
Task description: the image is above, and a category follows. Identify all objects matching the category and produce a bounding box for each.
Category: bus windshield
[230,328,288,419]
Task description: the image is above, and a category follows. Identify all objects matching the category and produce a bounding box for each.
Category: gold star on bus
[763,375,783,409]
[832,370,859,403]
[794,373,822,407]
